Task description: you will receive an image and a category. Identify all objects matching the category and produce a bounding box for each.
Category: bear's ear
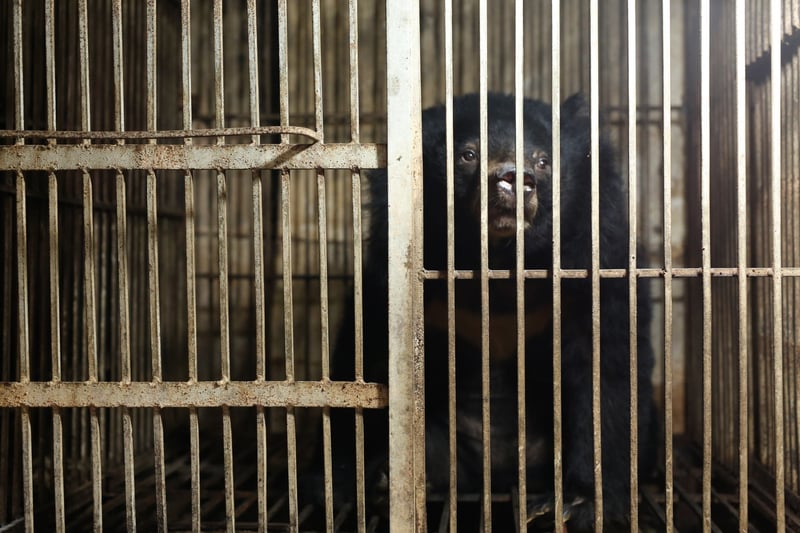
[562,92,590,122]
[421,103,447,153]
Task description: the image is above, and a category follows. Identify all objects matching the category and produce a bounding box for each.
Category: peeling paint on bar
[0,143,386,171]
[0,381,388,409]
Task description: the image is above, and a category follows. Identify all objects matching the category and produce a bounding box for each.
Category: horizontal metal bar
[0,126,320,141]
[0,381,388,409]
[420,267,800,280]
[0,143,385,171]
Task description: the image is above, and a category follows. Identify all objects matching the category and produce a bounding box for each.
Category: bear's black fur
[319,92,657,531]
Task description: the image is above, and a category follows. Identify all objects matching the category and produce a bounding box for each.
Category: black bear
[322,92,656,531]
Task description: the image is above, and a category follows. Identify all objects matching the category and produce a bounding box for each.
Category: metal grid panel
[2,0,800,531]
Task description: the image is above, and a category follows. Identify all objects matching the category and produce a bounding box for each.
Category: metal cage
[1,0,799,531]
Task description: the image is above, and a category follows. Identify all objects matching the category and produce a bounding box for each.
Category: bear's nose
[493,163,535,191]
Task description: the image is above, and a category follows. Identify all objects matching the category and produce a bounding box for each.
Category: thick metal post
[386,0,424,530]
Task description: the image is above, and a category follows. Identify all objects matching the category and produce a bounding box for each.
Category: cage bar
[700,1,713,530]
[662,0,675,530]
[478,0,492,528]
[627,0,640,529]
[735,1,749,531]
[769,1,786,529]
[513,0,527,529]
[589,0,604,529]
[443,0,457,530]
[551,0,565,528]
[385,0,424,529]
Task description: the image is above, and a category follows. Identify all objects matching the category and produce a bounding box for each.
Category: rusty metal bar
[45,0,56,135]
[478,0,492,528]
[348,2,366,530]
[11,0,31,530]
[770,1,786,529]
[735,1,749,531]
[386,0,424,528]
[48,172,65,533]
[246,0,260,140]
[147,0,158,135]
[317,168,335,532]
[551,0,564,529]
[349,0,360,143]
[115,167,137,531]
[278,0,290,144]
[0,143,385,172]
[421,267,800,280]
[312,0,324,139]
[245,2,268,530]
[82,170,103,532]
[112,0,137,525]
[177,2,200,531]
[113,0,125,133]
[216,165,236,532]
[16,170,34,533]
[185,167,201,531]
[627,1,640,529]
[12,0,23,143]
[0,126,321,141]
[145,1,168,528]
[281,169,300,530]
[589,0,604,529]
[662,0,674,530]
[0,381,386,409]
[181,0,192,133]
[444,0,457,529]
[513,0,527,529]
[700,1,713,530]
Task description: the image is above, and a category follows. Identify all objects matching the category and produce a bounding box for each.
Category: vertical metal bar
[661,1,675,530]
[217,166,236,531]
[116,168,137,532]
[78,0,103,529]
[443,0,457,529]
[281,170,300,530]
[386,0,424,529]
[111,2,138,529]
[16,170,34,533]
[349,0,361,144]
[246,0,260,140]
[278,0,290,144]
[626,1,640,530]
[147,166,169,532]
[348,3,366,531]
[699,1,713,530]
[312,0,324,139]
[113,0,125,133]
[513,0,527,529]
[212,3,236,529]
[478,0,492,528]
[245,2,269,530]
[317,169,334,532]
[145,1,168,528]
[550,1,564,529]
[180,1,200,530]
[12,0,24,143]
[48,171,66,533]
[84,171,103,532]
[11,1,32,531]
[352,166,367,533]
[45,0,57,135]
[734,1,748,530]
[769,0,786,529]
[589,1,604,530]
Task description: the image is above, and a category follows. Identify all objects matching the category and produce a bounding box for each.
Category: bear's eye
[460,149,477,162]
[535,156,550,169]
